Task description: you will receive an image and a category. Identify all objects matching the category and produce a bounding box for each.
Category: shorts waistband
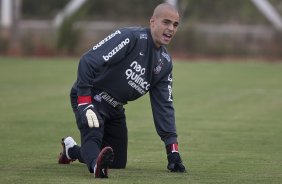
[93,91,124,110]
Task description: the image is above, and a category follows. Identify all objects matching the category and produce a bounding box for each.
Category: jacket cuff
[163,136,178,146]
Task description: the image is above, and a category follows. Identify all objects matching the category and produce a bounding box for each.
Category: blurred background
[1,0,282,59]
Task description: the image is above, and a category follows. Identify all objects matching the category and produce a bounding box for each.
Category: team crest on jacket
[154,59,164,74]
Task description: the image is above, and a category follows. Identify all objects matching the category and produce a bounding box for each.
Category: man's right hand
[77,96,101,128]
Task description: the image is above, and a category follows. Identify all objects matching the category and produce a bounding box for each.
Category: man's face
[150,9,179,48]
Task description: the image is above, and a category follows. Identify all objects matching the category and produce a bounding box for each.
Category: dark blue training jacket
[72,27,178,145]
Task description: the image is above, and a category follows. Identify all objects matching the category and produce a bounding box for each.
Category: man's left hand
[167,152,186,172]
[166,143,186,172]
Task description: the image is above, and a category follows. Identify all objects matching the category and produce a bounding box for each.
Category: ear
[151,15,156,23]
[150,17,155,27]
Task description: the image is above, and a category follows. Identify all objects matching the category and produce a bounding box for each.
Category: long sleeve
[149,69,178,145]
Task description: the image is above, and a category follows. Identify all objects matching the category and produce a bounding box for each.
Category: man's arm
[149,71,177,144]
[149,70,186,172]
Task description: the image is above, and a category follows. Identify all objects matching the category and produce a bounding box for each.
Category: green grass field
[0,57,281,184]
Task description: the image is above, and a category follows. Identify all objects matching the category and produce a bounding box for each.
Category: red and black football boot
[94,146,114,178]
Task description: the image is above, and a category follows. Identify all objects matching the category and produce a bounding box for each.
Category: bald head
[150,3,180,48]
[152,3,179,18]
